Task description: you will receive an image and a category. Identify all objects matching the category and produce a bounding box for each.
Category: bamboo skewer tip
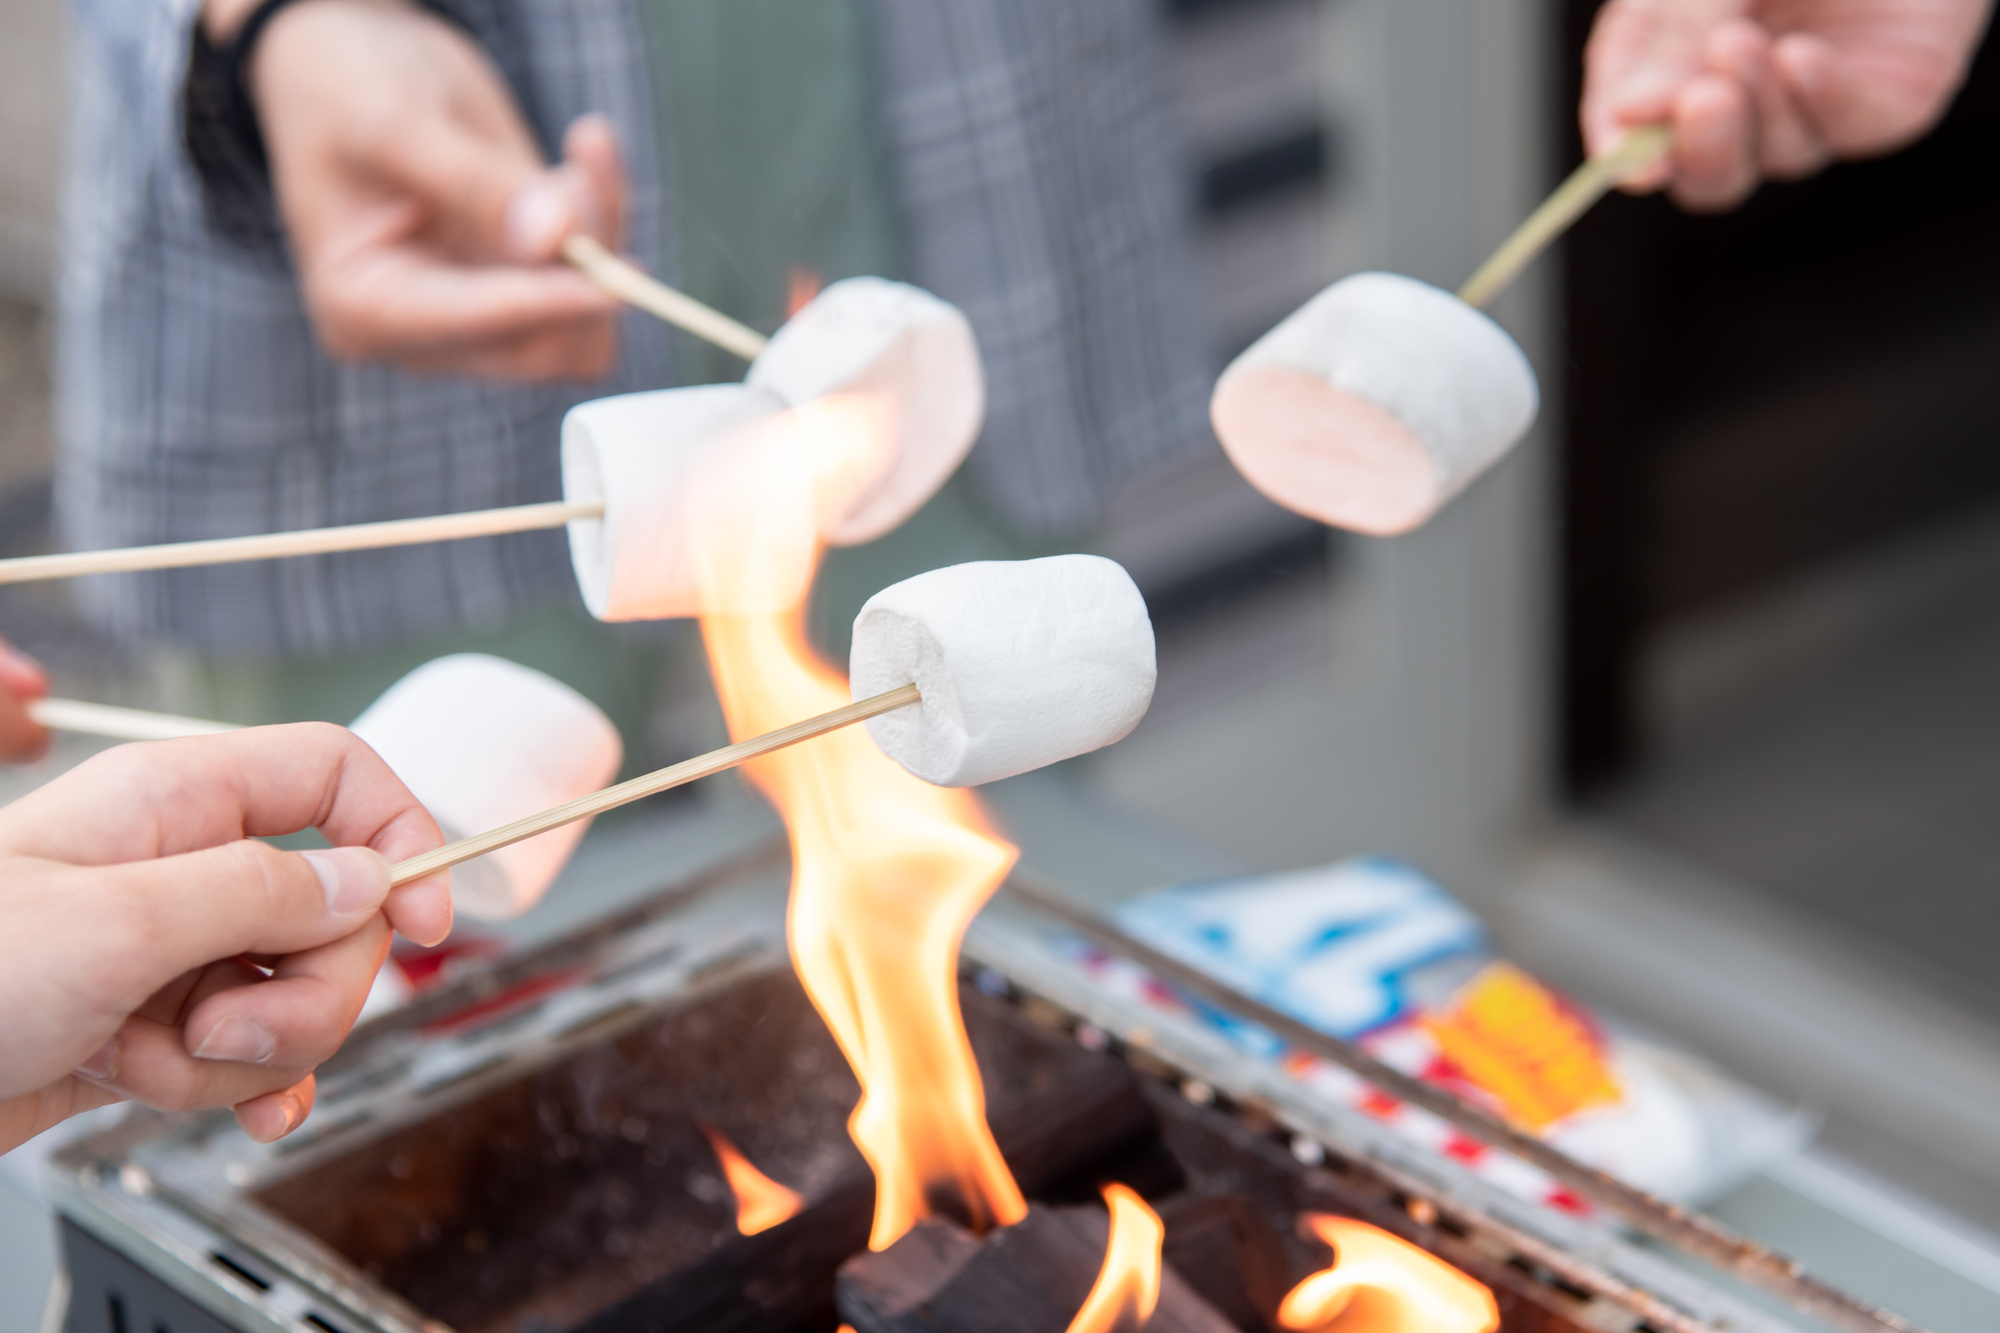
[1457,124,1672,310]
[560,234,770,362]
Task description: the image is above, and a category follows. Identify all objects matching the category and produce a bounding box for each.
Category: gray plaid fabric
[56,0,1211,659]
[56,0,671,659]
[869,0,1215,536]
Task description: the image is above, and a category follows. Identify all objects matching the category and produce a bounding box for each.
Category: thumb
[502,170,590,264]
[561,113,626,251]
[84,843,390,1005]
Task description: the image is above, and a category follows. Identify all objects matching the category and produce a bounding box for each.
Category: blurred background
[2,0,1998,1328]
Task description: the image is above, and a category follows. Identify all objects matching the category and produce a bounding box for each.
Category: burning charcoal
[838,1211,1092,1333]
[837,1218,987,1326]
[577,1060,1161,1333]
[838,1205,1238,1333]
[1159,1194,1293,1333]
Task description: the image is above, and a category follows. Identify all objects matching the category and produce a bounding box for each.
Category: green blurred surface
[638,0,905,386]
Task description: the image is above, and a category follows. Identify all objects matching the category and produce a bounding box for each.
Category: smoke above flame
[1066,1184,1165,1333]
[693,396,1027,1250]
[1278,1215,1499,1333]
[701,1124,804,1236]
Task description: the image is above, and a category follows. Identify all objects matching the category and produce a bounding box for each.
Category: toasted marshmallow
[849,555,1155,787]
[748,277,984,545]
[1210,272,1538,535]
[562,384,785,621]
[351,654,622,919]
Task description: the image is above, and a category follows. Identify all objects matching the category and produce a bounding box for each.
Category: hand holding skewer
[0,722,451,1154]
[1580,0,1989,213]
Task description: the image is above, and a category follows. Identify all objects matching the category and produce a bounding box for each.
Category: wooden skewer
[26,683,920,876]
[0,499,600,587]
[1457,124,1670,310]
[28,698,240,742]
[387,682,920,886]
[562,234,771,362]
[2,247,769,588]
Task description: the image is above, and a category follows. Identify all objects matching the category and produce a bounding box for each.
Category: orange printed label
[1419,963,1622,1131]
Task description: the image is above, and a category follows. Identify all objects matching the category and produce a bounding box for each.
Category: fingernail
[193,1015,276,1064]
[303,847,389,916]
[504,179,571,259]
[75,1039,116,1082]
[273,1093,305,1138]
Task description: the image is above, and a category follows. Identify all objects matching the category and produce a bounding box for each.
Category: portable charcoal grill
[46,823,1919,1333]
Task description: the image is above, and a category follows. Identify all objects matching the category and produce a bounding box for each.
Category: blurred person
[57,0,1212,734]
[1582,0,1994,211]
[0,724,451,1153]
[0,636,49,762]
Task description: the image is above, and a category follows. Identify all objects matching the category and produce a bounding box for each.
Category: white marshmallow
[351,655,623,920]
[562,384,785,621]
[849,555,1156,787]
[748,277,984,545]
[1210,272,1539,536]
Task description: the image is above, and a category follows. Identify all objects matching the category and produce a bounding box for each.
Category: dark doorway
[1558,8,2000,1017]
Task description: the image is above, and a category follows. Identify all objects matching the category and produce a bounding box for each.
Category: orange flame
[1066,1184,1165,1333]
[1278,1216,1499,1333]
[786,266,826,318]
[701,1124,804,1235]
[692,396,1027,1251]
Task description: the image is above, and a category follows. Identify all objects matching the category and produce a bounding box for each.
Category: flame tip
[703,1124,804,1236]
[1064,1185,1165,1333]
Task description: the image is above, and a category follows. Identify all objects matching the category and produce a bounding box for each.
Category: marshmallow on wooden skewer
[0,278,982,596]
[562,243,986,543]
[747,277,985,546]
[1208,130,1670,538]
[562,384,786,621]
[351,654,622,919]
[849,555,1156,787]
[1210,272,1539,537]
[565,241,983,546]
[387,558,1154,887]
[562,374,931,624]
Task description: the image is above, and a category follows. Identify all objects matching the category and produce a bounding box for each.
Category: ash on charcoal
[837,1205,1237,1333]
